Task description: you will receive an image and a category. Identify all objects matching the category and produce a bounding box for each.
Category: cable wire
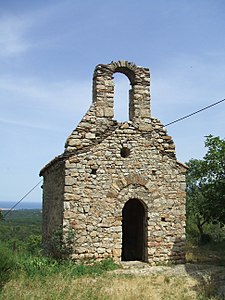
[165,98,225,126]
[3,180,42,219]
[1,98,224,218]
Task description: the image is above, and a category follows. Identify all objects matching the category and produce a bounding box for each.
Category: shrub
[17,255,119,279]
[67,258,119,277]
[18,255,58,277]
[0,244,16,289]
[25,234,42,255]
[49,225,75,259]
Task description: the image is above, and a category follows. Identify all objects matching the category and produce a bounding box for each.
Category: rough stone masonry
[40,60,187,264]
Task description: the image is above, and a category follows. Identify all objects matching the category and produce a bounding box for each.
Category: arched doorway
[122,199,147,261]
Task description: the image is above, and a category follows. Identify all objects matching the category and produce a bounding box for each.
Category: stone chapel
[40,61,187,264]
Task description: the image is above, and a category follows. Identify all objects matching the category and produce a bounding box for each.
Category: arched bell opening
[92,61,150,123]
[122,198,147,262]
[114,67,135,122]
[114,66,136,86]
[113,73,131,122]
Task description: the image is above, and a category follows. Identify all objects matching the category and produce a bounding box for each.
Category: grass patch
[0,256,119,299]
[1,250,224,299]
[0,273,200,300]
[0,274,104,300]
[1,210,225,299]
[0,244,16,289]
[16,255,119,279]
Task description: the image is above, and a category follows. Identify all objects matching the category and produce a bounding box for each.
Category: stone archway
[122,198,147,262]
[92,61,151,124]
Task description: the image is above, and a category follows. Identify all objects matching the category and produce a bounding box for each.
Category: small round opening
[120,147,130,158]
[91,168,97,175]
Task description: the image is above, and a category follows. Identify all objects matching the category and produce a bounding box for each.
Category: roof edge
[177,161,189,169]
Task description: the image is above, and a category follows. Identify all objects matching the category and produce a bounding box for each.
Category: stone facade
[40,61,187,264]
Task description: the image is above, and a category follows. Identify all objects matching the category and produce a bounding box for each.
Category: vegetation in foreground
[0,272,202,300]
[1,134,225,299]
[1,209,225,299]
[0,245,225,300]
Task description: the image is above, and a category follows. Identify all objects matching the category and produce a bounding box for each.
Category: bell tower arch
[92,60,151,124]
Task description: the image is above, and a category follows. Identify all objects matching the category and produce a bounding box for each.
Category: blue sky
[1,0,225,205]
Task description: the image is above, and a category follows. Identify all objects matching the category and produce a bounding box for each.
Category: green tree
[0,210,3,221]
[186,135,225,242]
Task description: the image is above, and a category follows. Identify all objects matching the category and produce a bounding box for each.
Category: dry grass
[0,273,200,300]
[101,275,198,300]
[2,242,225,300]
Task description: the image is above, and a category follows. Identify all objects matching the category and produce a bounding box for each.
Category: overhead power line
[165,98,225,126]
[3,180,42,219]
[2,98,224,217]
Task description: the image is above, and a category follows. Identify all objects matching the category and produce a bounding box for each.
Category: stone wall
[40,61,187,264]
[42,161,65,254]
[65,61,152,153]
[62,121,186,263]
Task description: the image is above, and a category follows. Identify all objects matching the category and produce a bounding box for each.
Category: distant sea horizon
[0,201,42,210]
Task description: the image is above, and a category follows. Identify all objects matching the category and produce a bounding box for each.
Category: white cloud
[0,74,92,131]
[0,75,92,107]
[0,1,85,58]
[0,2,66,58]
[0,117,57,132]
[0,14,32,57]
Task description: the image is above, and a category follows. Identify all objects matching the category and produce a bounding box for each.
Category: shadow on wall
[169,237,186,264]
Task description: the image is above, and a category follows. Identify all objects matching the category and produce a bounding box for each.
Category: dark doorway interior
[122,199,146,261]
